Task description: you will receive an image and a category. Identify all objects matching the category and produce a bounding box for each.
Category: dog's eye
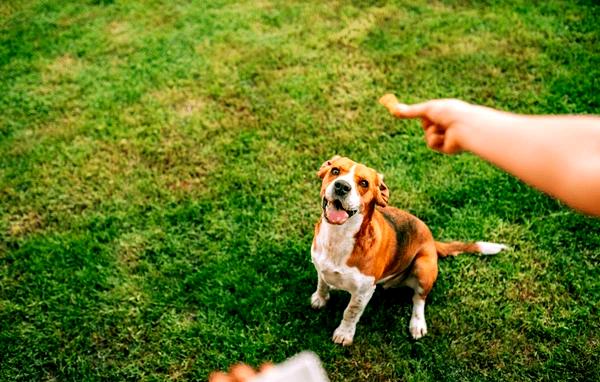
[331,168,340,175]
[359,180,369,188]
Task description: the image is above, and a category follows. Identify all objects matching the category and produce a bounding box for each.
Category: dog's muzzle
[322,198,358,225]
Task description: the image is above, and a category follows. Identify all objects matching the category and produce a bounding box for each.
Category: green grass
[1,0,599,380]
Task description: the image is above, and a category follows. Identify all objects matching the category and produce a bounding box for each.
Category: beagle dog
[311,156,506,345]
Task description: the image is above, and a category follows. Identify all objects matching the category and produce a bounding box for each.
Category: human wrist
[456,105,517,153]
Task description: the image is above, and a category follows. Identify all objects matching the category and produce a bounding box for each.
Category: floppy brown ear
[375,173,389,207]
[317,155,341,179]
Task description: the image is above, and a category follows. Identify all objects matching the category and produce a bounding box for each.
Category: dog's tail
[435,241,507,257]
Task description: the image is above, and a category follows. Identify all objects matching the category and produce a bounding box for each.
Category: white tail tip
[476,241,508,255]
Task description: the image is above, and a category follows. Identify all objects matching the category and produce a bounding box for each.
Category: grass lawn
[1,0,599,380]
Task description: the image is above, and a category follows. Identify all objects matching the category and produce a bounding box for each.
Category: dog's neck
[316,214,364,264]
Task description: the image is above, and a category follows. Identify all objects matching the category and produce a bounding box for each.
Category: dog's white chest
[311,219,374,294]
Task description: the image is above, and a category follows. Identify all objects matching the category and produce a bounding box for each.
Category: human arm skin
[380,96,600,216]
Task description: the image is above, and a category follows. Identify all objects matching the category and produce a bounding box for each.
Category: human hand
[379,95,487,154]
[209,363,273,382]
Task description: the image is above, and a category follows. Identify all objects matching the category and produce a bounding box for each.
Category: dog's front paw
[310,292,329,309]
[332,325,355,346]
[409,317,428,340]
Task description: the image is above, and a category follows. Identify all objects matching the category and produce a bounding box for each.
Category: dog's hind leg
[405,244,439,340]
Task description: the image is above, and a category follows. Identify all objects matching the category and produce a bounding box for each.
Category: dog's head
[317,155,389,225]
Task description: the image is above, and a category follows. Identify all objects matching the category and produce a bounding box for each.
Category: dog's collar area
[322,198,358,217]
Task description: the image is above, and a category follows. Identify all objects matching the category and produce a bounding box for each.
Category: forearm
[457,111,600,215]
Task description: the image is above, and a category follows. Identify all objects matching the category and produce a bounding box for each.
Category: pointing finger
[393,102,432,118]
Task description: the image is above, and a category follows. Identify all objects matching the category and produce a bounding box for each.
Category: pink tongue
[327,207,349,224]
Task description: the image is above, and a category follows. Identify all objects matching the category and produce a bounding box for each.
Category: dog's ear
[375,173,389,207]
[317,155,341,179]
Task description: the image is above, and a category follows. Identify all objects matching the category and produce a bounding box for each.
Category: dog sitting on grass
[310,156,507,345]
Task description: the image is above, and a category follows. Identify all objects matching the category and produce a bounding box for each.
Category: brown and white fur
[311,156,507,345]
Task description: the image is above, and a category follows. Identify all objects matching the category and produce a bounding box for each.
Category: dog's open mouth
[323,198,357,225]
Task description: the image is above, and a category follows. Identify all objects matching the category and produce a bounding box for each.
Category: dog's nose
[334,180,351,196]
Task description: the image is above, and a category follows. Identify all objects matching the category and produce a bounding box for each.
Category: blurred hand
[209,363,273,382]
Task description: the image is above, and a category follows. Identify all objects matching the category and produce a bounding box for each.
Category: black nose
[334,180,351,196]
